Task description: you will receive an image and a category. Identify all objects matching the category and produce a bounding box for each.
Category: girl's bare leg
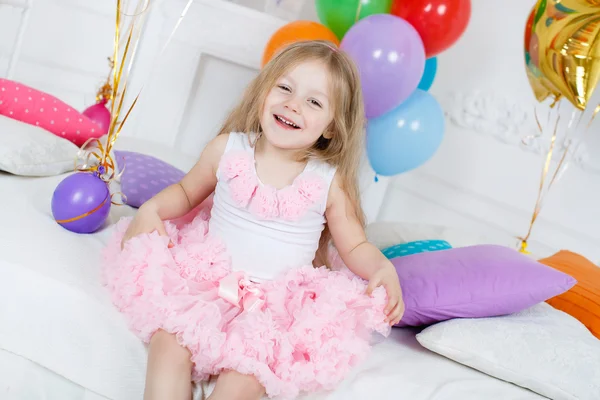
[207,370,265,400]
[144,329,194,400]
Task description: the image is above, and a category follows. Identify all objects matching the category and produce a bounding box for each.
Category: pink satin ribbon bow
[218,271,265,312]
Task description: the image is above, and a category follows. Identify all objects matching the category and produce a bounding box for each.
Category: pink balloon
[82,99,111,135]
[341,14,426,119]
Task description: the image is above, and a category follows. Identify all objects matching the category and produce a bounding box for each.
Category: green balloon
[315,0,393,40]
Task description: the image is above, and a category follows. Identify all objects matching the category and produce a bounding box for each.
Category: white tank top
[208,132,337,281]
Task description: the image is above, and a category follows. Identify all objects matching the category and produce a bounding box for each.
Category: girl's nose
[284,98,300,114]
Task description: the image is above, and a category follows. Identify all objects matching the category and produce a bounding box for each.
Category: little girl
[103,40,405,400]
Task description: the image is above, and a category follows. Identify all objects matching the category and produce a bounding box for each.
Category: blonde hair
[217,40,366,267]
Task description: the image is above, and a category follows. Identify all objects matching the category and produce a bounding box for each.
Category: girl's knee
[149,329,193,370]
[209,370,265,400]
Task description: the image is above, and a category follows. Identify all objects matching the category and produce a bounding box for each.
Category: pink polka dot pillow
[115,150,185,208]
[0,78,106,147]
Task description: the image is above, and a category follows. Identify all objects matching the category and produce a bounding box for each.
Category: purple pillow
[115,150,185,208]
[393,244,576,327]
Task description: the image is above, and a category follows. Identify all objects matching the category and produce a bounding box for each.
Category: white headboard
[0,0,391,223]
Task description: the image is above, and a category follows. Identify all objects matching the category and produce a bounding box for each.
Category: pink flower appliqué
[221,150,254,179]
[249,185,279,219]
[229,172,258,207]
[294,172,325,203]
[276,186,308,221]
[219,151,327,221]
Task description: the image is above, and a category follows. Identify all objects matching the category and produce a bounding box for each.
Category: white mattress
[0,137,545,400]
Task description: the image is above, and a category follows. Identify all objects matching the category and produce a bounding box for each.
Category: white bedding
[0,138,546,400]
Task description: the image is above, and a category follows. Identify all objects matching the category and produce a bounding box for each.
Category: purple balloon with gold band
[51,172,111,233]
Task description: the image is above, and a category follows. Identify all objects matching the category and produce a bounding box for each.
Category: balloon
[367,89,444,176]
[391,0,471,58]
[315,0,392,40]
[418,57,437,91]
[524,6,535,55]
[51,172,111,234]
[262,21,339,67]
[525,0,600,110]
[82,99,111,135]
[341,14,426,119]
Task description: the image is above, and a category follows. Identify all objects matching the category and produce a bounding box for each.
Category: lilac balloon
[82,100,111,135]
[51,172,111,234]
[341,14,426,119]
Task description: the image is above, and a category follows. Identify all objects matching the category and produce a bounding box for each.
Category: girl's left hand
[365,263,405,326]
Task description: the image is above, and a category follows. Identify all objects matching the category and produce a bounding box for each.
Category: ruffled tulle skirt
[101,203,390,399]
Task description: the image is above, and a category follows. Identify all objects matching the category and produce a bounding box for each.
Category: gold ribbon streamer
[518,110,559,254]
[99,0,194,168]
[354,0,363,23]
[518,96,600,253]
[75,137,123,184]
[71,0,193,215]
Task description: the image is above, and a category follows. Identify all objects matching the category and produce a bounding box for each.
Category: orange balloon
[262,21,340,67]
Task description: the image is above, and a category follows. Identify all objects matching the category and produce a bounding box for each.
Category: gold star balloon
[524,0,600,110]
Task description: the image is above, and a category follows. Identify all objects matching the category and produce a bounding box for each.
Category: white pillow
[416,303,600,400]
[365,221,513,250]
[0,115,79,176]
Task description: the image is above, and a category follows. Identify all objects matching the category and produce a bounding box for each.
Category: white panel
[176,54,258,155]
[0,3,29,76]
[123,0,287,147]
[0,0,117,109]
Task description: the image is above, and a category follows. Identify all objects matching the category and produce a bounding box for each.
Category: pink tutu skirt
[101,204,390,399]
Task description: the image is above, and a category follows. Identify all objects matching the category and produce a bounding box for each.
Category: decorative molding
[441,90,599,175]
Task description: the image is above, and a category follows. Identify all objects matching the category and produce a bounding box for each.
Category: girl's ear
[323,122,335,139]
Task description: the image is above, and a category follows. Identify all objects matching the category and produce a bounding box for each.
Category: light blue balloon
[367,89,445,176]
[418,57,437,91]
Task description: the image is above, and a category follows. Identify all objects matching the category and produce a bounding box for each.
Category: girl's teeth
[276,115,298,128]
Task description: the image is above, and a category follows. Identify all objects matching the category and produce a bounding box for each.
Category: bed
[0,136,548,400]
[1,1,598,399]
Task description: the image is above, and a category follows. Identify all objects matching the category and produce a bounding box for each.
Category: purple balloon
[51,172,111,234]
[341,14,426,119]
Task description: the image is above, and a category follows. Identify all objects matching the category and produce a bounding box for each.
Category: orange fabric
[540,250,600,339]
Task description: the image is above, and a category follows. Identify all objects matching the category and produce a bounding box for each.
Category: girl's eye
[310,99,322,108]
[278,85,291,92]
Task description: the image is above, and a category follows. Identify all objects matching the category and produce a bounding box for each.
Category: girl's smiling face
[260,59,334,152]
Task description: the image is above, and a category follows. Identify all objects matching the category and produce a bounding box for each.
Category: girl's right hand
[120,206,172,250]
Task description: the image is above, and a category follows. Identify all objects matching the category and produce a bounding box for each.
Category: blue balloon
[418,57,437,91]
[367,89,444,176]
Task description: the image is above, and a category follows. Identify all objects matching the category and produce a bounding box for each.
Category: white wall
[2,0,598,263]
[380,0,600,263]
[392,1,599,262]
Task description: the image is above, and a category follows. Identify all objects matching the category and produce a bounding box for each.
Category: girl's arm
[325,173,404,325]
[325,173,389,279]
[140,133,229,220]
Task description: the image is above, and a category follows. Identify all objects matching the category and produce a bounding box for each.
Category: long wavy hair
[216,40,367,267]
